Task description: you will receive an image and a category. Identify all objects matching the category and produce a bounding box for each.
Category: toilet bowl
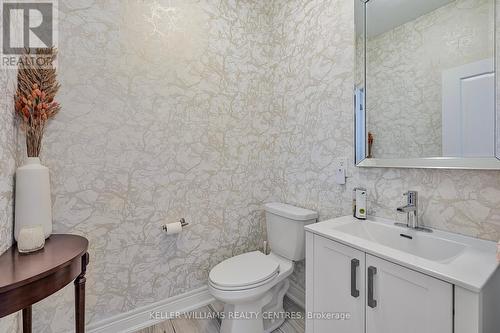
[209,251,293,333]
[208,203,317,333]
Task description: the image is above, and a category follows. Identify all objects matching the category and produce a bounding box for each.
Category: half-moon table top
[0,234,88,293]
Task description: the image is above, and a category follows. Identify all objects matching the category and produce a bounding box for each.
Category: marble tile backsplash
[0,0,499,332]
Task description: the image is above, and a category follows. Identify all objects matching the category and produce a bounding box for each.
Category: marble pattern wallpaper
[0,0,499,332]
[27,1,277,332]
[266,0,500,291]
[0,66,20,331]
[366,0,493,158]
[497,0,500,159]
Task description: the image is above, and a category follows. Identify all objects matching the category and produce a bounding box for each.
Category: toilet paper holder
[161,218,189,233]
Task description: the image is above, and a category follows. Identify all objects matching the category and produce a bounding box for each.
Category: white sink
[305,216,499,292]
[333,221,466,262]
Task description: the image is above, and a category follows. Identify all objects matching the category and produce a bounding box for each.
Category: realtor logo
[1,0,57,67]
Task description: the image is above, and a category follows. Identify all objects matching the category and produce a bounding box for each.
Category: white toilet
[208,203,318,333]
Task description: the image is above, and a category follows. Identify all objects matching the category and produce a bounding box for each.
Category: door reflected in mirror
[355,0,500,167]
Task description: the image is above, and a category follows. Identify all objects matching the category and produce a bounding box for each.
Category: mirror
[355,0,500,169]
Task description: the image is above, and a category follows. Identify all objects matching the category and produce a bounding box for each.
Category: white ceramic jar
[17,225,45,253]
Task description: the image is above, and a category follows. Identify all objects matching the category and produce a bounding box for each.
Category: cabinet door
[365,254,453,333]
[307,234,365,333]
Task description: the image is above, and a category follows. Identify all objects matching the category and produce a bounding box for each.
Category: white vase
[14,157,53,241]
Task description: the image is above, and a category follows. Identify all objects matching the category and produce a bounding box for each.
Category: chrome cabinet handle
[368,266,377,308]
[351,259,360,298]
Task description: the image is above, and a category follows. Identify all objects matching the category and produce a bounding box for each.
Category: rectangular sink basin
[333,221,466,262]
[305,215,499,292]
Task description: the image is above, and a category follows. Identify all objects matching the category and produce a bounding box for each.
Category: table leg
[22,306,32,333]
[75,252,89,333]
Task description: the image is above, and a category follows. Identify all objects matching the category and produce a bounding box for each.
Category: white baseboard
[86,280,305,333]
[87,286,215,333]
[286,280,305,309]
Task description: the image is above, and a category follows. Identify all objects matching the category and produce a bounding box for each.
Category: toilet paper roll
[164,222,183,235]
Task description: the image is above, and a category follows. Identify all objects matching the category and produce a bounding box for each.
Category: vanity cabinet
[365,254,452,333]
[310,235,365,333]
[306,233,453,333]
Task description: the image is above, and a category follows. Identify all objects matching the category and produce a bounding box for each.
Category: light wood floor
[136,297,304,333]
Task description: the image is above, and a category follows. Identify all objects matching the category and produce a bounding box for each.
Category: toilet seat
[209,251,280,291]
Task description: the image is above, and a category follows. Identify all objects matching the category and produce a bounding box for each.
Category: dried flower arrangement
[367,132,374,158]
[14,47,61,157]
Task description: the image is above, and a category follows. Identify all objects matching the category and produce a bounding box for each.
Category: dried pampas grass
[14,47,61,157]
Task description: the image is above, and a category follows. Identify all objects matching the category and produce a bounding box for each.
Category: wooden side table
[0,234,89,332]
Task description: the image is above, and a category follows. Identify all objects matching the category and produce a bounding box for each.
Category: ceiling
[357,0,454,38]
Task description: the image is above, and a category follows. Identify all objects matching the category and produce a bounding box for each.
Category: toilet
[208,203,318,333]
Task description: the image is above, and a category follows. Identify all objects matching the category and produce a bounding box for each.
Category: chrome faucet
[396,191,432,232]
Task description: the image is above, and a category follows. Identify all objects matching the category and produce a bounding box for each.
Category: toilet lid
[209,251,280,288]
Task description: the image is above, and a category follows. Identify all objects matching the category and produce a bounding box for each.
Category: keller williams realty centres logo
[1,0,58,68]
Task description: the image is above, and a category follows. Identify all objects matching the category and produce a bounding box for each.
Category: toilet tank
[264,203,318,261]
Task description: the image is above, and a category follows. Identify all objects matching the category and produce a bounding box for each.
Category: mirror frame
[354,0,500,170]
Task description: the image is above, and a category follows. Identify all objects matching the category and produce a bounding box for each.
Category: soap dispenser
[353,187,367,220]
